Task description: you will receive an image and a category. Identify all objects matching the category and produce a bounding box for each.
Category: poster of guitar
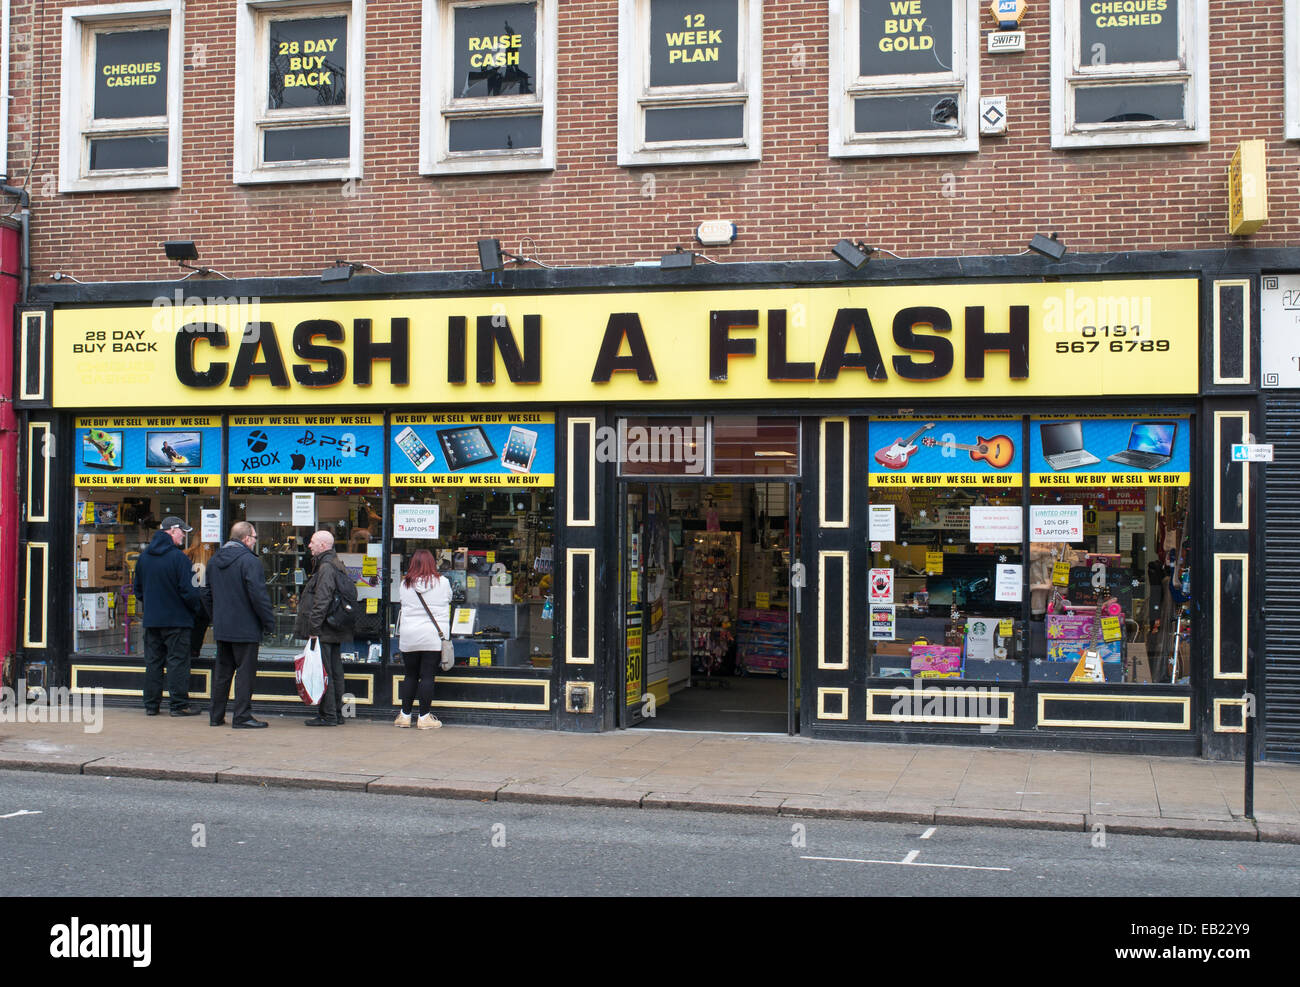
[869,418,1022,487]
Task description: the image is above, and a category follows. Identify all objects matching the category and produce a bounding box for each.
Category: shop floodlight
[161,239,230,279]
[321,261,359,283]
[163,240,199,263]
[1028,232,1067,261]
[832,239,874,270]
[660,248,697,269]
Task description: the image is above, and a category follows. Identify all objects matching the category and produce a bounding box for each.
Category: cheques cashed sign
[50,279,1198,408]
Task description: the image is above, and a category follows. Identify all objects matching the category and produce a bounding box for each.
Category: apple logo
[290,453,306,471]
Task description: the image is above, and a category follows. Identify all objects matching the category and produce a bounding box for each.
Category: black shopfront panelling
[1264,397,1300,762]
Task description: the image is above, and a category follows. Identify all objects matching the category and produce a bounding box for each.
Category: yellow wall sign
[1228,139,1267,236]
[51,279,1199,408]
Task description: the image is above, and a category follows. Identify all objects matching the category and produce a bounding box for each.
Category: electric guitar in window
[921,433,1016,469]
[873,423,935,470]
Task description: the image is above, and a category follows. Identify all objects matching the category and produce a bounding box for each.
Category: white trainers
[417,713,442,730]
[394,711,412,728]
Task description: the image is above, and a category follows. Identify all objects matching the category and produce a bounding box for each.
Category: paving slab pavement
[1,709,1298,843]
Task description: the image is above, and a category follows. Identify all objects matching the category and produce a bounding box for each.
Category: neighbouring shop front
[14,260,1268,756]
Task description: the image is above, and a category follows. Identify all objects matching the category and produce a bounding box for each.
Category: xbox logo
[246,429,269,453]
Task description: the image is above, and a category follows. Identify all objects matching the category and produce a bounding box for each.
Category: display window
[1027,415,1192,685]
[618,0,763,166]
[73,417,221,657]
[388,412,557,671]
[421,0,557,174]
[389,487,555,671]
[863,413,1195,688]
[59,0,184,192]
[867,417,1027,684]
[234,0,366,183]
[1051,0,1208,149]
[227,412,385,659]
[829,0,978,157]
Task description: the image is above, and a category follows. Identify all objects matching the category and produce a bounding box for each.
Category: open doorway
[622,481,799,733]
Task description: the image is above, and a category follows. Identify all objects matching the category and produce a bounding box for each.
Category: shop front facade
[15,253,1270,757]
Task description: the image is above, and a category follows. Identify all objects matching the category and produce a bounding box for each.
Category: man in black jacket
[134,516,203,716]
[295,530,351,726]
[201,521,275,728]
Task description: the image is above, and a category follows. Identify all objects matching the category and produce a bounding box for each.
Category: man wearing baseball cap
[134,515,203,716]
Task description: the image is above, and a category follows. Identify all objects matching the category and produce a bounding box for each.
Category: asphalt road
[0,769,1294,898]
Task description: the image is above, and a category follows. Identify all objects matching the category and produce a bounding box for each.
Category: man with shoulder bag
[295,530,356,726]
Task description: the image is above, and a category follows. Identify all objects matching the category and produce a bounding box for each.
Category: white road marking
[0,810,42,819]
[901,849,920,864]
[802,854,1010,872]
[920,827,937,840]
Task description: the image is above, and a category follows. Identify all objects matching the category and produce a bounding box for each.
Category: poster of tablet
[390,412,555,485]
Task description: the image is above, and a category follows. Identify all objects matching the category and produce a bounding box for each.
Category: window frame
[829,0,978,158]
[233,0,365,185]
[1051,0,1208,149]
[617,0,763,168]
[420,0,557,175]
[59,0,184,194]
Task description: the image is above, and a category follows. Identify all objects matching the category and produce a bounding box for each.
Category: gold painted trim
[817,550,849,669]
[26,421,52,523]
[566,547,596,664]
[23,541,48,649]
[1213,411,1249,531]
[71,664,213,699]
[817,686,849,720]
[1213,553,1249,680]
[566,417,597,527]
[69,665,372,704]
[866,687,1014,726]
[1212,279,1251,385]
[19,310,46,402]
[818,417,849,529]
[1036,693,1191,730]
[1213,698,1248,734]
[392,674,551,712]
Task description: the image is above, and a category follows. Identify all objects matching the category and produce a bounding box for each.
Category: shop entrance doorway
[620,481,800,734]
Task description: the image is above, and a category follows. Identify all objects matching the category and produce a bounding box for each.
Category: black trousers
[315,641,346,724]
[212,641,260,724]
[400,650,439,716]
[143,626,193,712]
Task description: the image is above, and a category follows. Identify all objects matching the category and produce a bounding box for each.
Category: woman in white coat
[397,548,454,729]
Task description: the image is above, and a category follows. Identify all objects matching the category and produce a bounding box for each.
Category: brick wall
[8,0,1296,281]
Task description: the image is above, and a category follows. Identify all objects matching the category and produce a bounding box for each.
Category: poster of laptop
[390,414,556,485]
[1106,421,1177,470]
[82,429,124,470]
[1029,416,1189,486]
[145,430,201,471]
[1039,421,1100,471]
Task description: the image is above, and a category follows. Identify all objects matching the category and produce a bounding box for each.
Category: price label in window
[365,597,378,614]
[486,551,496,563]
[479,648,491,661]
[756,591,770,609]
[1053,561,1071,586]
[361,555,378,577]
[1100,616,1122,642]
[106,534,115,550]
[126,595,136,616]
[926,551,943,574]
[998,618,1013,638]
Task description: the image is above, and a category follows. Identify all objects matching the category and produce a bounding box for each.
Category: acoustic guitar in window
[920,433,1016,469]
